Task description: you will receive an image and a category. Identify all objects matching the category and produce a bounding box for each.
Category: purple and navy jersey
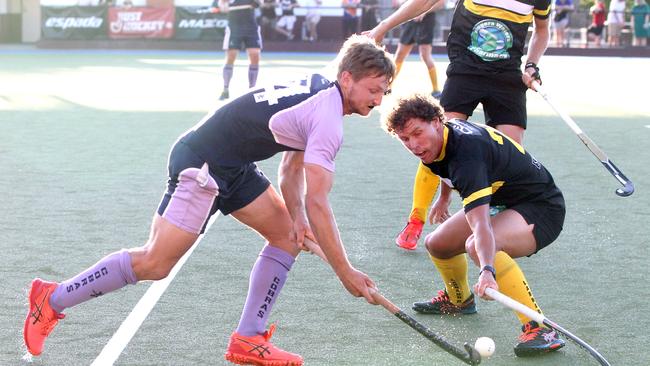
[181,73,344,172]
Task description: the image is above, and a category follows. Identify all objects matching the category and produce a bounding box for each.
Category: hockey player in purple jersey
[24,35,395,366]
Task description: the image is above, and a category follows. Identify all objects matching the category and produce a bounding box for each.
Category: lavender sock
[50,249,138,313]
[223,64,234,89]
[248,64,259,88]
[235,245,295,336]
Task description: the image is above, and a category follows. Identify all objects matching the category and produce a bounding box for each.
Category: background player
[23,35,395,366]
[391,0,443,99]
[366,0,550,250]
[382,94,566,357]
[218,0,262,100]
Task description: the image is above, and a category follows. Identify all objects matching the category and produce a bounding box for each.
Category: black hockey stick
[304,239,481,365]
[532,81,634,197]
[485,288,610,366]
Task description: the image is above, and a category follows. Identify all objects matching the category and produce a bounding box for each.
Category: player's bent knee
[424,233,445,256]
[135,250,180,280]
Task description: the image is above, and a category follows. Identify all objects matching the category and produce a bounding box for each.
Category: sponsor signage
[42,6,108,40]
[108,7,175,39]
[175,7,228,41]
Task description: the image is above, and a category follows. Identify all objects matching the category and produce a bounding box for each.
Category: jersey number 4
[253,77,312,106]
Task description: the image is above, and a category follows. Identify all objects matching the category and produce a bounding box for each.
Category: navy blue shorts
[222,26,262,50]
[157,141,270,233]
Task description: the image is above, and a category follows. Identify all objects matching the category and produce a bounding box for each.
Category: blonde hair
[335,34,395,83]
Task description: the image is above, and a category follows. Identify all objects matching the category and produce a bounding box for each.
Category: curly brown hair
[336,34,395,84]
[382,94,445,134]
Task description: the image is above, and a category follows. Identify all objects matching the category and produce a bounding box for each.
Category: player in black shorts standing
[218,0,262,100]
[367,0,552,251]
[391,0,443,99]
[383,94,566,357]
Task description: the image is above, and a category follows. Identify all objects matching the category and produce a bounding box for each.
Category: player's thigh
[490,209,536,258]
[424,209,471,258]
[395,43,413,61]
[230,185,298,255]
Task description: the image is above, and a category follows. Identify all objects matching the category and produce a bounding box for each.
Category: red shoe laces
[518,323,541,342]
[431,290,450,303]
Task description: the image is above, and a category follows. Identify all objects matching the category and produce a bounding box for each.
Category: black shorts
[509,196,566,254]
[158,140,270,224]
[399,13,435,45]
[587,24,604,36]
[440,73,528,128]
[223,26,262,50]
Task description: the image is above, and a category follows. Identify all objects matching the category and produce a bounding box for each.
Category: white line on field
[90,214,219,366]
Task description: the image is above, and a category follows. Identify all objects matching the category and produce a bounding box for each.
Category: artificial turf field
[1,47,648,366]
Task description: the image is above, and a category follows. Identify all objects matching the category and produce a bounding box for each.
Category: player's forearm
[439,180,453,201]
[526,20,550,65]
[278,155,306,220]
[305,195,353,275]
[375,0,440,37]
[474,226,496,269]
[279,173,305,221]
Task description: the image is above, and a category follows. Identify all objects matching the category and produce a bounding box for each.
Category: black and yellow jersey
[423,119,562,212]
[446,0,551,75]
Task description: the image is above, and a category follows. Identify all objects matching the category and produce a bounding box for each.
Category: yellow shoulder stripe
[463,0,534,23]
[462,181,505,206]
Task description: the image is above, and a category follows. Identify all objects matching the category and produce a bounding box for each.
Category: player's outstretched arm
[366,0,442,42]
[304,163,377,304]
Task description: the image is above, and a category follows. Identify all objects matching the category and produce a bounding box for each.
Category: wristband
[524,62,542,84]
[480,265,497,279]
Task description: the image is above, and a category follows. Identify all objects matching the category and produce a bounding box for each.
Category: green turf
[1,49,648,365]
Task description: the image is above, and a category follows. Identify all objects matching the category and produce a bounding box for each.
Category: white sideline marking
[90,215,219,366]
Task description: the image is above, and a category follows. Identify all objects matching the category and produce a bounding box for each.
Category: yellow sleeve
[409,162,440,222]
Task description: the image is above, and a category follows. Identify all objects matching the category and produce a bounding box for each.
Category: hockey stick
[303,238,481,365]
[484,288,611,366]
[531,81,634,197]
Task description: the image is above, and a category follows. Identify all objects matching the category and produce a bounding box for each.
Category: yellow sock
[430,254,471,304]
[409,163,439,222]
[428,66,439,92]
[395,61,404,79]
[494,251,543,325]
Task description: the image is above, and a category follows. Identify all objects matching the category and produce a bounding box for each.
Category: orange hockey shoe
[396,218,424,250]
[225,324,303,366]
[24,278,65,356]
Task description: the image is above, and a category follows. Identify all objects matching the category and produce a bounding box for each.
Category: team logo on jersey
[468,19,513,62]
